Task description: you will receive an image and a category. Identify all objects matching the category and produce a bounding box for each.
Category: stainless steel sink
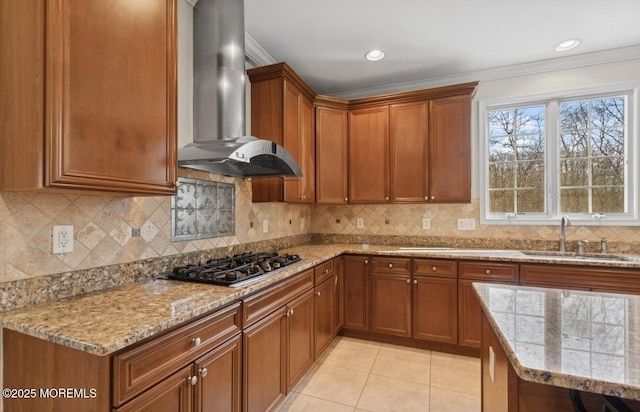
[521,250,634,262]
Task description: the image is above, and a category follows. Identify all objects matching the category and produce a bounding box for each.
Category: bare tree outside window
[559,96,626,214]
[488,105,545,214]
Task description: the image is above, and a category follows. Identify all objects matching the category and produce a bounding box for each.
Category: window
[480,85,638,225]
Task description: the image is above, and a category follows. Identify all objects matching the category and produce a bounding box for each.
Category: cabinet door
[115,365,193,412]
[390,101,429,203]
[316,105,349,204]
[243,308,287,412]
[348,106,390,203]
[195,334,242,412]
[370,272,412,337]
[413,276,457,343]
[333,256,345,335]
[47,0,177,194]
[343,255,370,330]
[286,289,315,390]
[458,279,482,348]
[429,95,471,203]
[314,276,335,357]
[284,82,314,203]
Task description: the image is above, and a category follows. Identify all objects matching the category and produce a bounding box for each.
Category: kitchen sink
[521,250,635,262]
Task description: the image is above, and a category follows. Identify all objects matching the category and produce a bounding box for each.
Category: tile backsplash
[1,171,639,283]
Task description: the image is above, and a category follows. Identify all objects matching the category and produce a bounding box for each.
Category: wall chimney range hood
[178,0,302,178]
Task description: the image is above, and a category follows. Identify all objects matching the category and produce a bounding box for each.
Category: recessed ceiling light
[554,39,581,52]
[365,49,386,61]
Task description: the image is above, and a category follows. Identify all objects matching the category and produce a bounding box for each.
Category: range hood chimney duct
[178,0,302,178]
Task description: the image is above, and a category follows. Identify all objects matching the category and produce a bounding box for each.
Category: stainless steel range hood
[178,0,302,178]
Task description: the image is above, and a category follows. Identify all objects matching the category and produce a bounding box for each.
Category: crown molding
[245,33,277,68]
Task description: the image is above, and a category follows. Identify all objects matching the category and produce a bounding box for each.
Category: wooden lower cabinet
[115,365,194,412]
[343,255,370,330]
[413,276,457,343]
[315,275,336,357]
[243,307,287,412]
[458,279,483,348]
[194,335,242,412]
[243,286,315,412]
[370,271,412,337]
[333,256,345,335]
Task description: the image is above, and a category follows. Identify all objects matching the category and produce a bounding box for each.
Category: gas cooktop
[165,252,302,287]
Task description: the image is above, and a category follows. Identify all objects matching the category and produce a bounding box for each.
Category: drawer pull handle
[485,269,491,275]
[432,266,437,272]
[199,367,208,378]
[188,375,198,386]
[192,337,202,347]
[324,269,329,274]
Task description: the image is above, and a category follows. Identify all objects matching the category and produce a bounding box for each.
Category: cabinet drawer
[242,268,314,327]
[314,259,335,285]
[520,264,640,294]
[113,302,241,406]
[413,258,457,278]
[371,257,411,274]
[459,261,519,282]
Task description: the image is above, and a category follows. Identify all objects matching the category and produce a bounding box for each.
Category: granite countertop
[474,282,640,400]
[3,243,640,357]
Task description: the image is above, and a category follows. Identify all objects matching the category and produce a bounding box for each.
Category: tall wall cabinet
[0,0,177,195]
[247,63,316,203]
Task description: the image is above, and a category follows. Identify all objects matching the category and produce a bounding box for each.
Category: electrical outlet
[356,218,364,228]
[52,225,74,254]
[262,219,268,233]
[457,218,476,230]
[422,218,431,230]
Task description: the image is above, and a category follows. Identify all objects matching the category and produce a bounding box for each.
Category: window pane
[560,131,588,158]
[517,134,544,160]
[489,163,514,189]
[591,128,624,157]
[517,190,545,212]
[561,188,589,213]
[518,161,544,188]
[489,136,515,162]
[489,110,514,137]
[515,106,544,134]
[592,187,625,213]
[489,190,514,213]
[560,101,589,130]
[592,158,624,185]
[591,97,624,128]
[560,159,588,186]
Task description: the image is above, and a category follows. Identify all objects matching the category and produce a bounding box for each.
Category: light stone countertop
[2,243,640,357]
[474,282,640,401]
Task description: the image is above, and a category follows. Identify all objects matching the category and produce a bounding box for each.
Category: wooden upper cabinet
[0,0,177,195]
[248,63,316,203]
[390,101,429,203]
[348,106,390,204]
[429,94,472,203]
[315,97,349,205]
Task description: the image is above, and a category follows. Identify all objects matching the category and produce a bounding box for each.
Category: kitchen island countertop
[3,243,640,357]
[474,282,640,401]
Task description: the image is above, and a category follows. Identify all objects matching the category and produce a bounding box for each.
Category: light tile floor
[277,336,481,412]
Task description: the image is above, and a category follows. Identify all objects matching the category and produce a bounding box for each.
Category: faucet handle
[577,240,589,255]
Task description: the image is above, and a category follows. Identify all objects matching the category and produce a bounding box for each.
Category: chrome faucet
[559,215,571,252]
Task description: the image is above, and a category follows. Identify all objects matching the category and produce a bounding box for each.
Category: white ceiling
[244,0,640,98]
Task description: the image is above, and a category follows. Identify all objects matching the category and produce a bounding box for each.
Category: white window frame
[479,82,639,226]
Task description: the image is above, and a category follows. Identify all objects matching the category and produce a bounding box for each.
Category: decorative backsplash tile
[171,178,235,241]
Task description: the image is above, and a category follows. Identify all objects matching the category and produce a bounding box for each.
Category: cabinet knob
[290,308,294,316]
[188,375,198,386]
[388,263,393,268]
[406,278,411,284]
[199,367,208,378]
[365,260,368,264]
[316,291,321,296]
[485,269,491,275]
[344,197,349,202]
[413,279,418,284]
[385,196,390,201]
[324,269,329,274]
[431,195,435,200]
[424,195,429,200]
[432,266,437,272]
[191,337,202,347]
